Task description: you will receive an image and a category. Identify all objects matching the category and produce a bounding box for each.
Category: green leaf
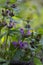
[0,58,5,62]
[34,57,43,65]
[0,0,6,4]
[10,0,17,3]
[0,32,7,38]
[37,28,43,35]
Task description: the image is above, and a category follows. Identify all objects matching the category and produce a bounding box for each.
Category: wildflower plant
[0,0,43,65]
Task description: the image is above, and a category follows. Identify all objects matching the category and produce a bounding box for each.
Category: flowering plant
[0,0,43,65]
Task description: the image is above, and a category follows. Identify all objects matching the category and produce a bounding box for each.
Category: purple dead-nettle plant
[0,1,42,65]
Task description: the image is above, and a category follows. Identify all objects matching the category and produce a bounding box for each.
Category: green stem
[4,29,9,59]
[5,33,8,50]
[0,29,1,48]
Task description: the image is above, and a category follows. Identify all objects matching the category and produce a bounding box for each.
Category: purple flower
[23,41,28,49]
[6,10,9,14]
[18,40,24,48]
[7,22,13,28]
[12,42,17,47]
[27,30,31,35]
[11,4,16,8]
[20,28,24,35]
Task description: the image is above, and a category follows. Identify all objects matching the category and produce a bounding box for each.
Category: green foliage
[34,57,43,65]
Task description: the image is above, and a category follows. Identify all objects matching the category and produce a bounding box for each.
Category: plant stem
[0,29,1,48]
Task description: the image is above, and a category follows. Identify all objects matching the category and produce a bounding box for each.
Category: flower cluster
[2,9,14,17]
[20,28,31,37]
[12,40,28,49]
[1,5,15,29]
[12,27,41,49]
[0,20,15,29]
